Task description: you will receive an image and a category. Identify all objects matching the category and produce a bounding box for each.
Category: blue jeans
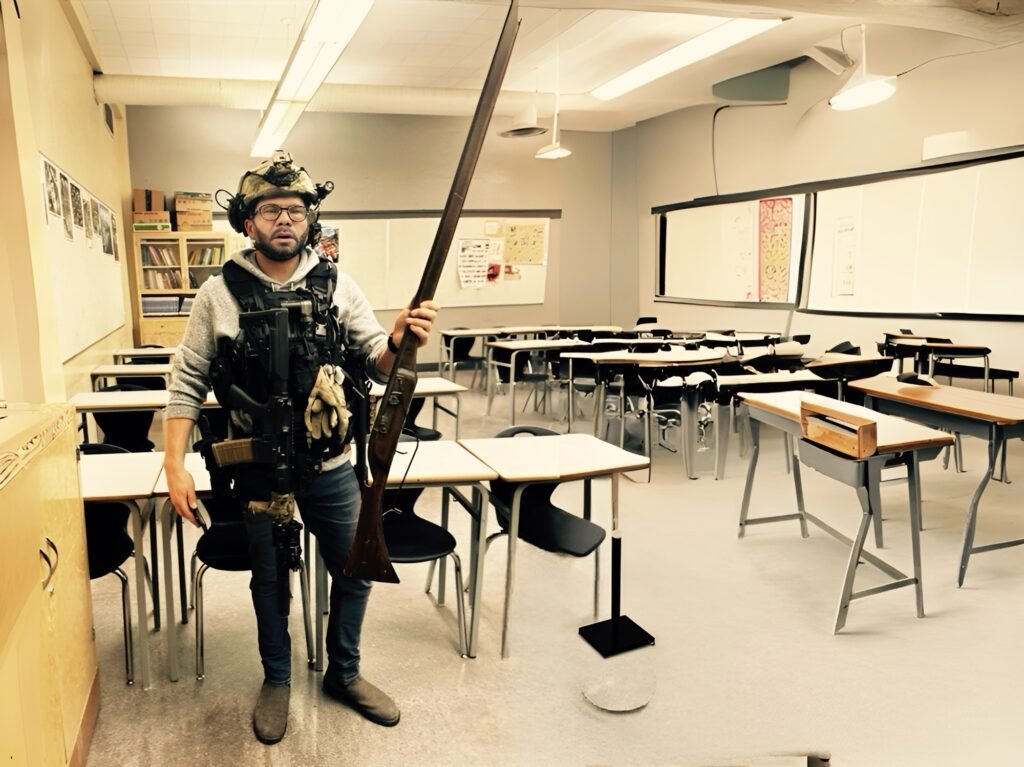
[243,461,371,685]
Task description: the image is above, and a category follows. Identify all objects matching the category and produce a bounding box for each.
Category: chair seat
[496,502,605,557]
[195,524,250,571]
[382,511,456,563]
[404,424,442,441]
[88,530,134,579]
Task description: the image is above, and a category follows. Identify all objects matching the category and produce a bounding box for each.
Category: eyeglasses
[254,203,308,222]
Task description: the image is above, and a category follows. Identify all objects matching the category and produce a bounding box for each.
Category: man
[164,152,438,744]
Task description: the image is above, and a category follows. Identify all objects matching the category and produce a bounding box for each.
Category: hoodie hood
[230,246,321,290]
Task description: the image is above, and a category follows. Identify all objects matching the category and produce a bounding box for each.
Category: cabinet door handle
[39,548,55,590]
[45,537,60,575]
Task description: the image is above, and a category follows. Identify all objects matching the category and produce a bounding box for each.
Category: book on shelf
[141,296,181,315]
[179,297,195,315]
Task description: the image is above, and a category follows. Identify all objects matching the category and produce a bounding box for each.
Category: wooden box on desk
[800,400,878,458]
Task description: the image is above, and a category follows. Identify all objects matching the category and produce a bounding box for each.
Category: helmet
[222,150,334,242]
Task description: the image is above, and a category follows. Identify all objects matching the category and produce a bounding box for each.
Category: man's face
[244,193,309,262]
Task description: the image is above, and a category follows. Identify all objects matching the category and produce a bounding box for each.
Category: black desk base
[578,535,654,657]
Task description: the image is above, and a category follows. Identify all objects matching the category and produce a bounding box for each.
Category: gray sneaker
[253,681,290,744]
[323,673,400,727]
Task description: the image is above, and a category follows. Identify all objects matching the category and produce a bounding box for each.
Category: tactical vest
[209,255,356,489]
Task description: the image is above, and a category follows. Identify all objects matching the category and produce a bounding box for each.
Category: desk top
[459,433,649,481]
[738,391,953,452]
[367,376,467,398]
[71,390,218,411]
[91,363,173,377]
[113,347,178,360]
[80,452,165,500]
[486,338,587,352]
[561,347,725,366]
[716,370,825,388]
[849,374,1024,425]
[805,353,893,374]
[444,325,621,338]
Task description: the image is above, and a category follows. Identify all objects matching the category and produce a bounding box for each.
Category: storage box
[174,192,214,213]
[133,222,173,232]
[174,210,213,231]
[132,188,165,212]
[132,211,171,224]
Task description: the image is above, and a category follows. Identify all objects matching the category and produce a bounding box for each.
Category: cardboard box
[176,223,214,232]
[132,211,171,224]
[175,209,213,231]
[175,192,214,213]
[132,188,165,212]
[132,222,173,232]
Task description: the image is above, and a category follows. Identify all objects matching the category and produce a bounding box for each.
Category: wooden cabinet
[130,231,230,345]
[0,404,98,766]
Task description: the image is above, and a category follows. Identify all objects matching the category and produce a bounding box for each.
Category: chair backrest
[79,441,136,579]
[92,384,156,452]
[194,493,251,571]
[827,340,860,355]
[495,424,559,438]
[79,441,130,455]
[118,345,169,391]
[634,316,658,327]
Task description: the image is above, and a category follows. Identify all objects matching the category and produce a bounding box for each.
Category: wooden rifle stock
[345,0,520,582]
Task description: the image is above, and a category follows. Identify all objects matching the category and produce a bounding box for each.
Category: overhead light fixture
[499,105,548,138]
[536,90,571,159]
[828,25,896,111]
[251,0,374,157]
[591,17,785,102]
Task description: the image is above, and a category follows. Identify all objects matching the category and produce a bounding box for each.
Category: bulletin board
[40,154,126,361]
[655,192,807,306]
[319,214,551,310]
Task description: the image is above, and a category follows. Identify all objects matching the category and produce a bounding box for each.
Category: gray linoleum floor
[84,378,1024,766]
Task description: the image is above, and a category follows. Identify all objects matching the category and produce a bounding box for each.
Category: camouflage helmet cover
[237,150,319,211]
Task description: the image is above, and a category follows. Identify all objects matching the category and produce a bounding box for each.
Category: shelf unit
[131,231,229,345]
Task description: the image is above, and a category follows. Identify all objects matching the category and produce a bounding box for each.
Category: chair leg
[195,563,208,680]
[189,551,198,609]
[448,552,469,657]
[113,568,135,685]
[425,559,437,594]
[298,559,315,668]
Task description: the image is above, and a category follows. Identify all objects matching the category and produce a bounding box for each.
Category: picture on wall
[44,161,61,217]
[317,225,339,262]
[70,183,85,229]
[90,197,100,234]
[84,195,94,240]
[99,205,113,255]
[59,173,73,241]
[110,214,119,260]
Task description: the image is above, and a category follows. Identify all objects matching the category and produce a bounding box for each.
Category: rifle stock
[344,0,519,582]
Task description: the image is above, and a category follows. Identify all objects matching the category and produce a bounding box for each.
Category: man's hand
[165,461,201,527]
[390,299,439,349]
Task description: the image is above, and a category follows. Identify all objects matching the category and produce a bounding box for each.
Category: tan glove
[304,364,349,440]
[248,491,296,522]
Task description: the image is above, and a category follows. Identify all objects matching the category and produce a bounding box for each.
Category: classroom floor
[84,378,1024,766]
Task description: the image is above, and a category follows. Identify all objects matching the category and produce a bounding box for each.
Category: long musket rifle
[344,1,520,582]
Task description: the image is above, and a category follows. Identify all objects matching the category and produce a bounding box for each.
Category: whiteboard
[40,155,126,361]
[807,153,1024,315]
[658,194,806,305]
[324,215,549,310]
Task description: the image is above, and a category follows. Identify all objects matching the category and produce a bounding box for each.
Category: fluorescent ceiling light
[591,17,784,102]
[251,0,373,157]
[828,26,896,111]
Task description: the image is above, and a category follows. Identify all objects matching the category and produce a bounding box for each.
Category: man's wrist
[387,334,400,354]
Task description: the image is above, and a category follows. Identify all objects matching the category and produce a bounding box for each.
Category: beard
[251,225,307,262]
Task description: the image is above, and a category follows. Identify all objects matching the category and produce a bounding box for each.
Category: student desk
[459,433,650,658]
[485,338,588,424]
[154,443,497,680]
[71,389,218,442]
[79,451,166,689]
[849,374,1024,585]
[367,376,466,438]
[736,391,952,632]
[90,363,173,390]
[112,347,178,364]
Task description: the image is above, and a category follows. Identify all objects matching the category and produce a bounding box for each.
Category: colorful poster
[457,238,502,288]
[758,197,792,302]
[503,222,546,264]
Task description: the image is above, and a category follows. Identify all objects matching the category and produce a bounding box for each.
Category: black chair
[442,329,485,389]
[118,343,171,391]
[191,493,314,680]
[403,396,441,441]
[80,442,158,685]
[634,316,658,328]
[380,475,469,656]
[487,425,606,557]
[828,340,861,355]
[92,383,156,452]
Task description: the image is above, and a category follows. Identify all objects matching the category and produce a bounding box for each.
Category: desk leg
[509,351,519,426]
[714,403,730,480]
[160,500,180,682]
[567,358,575,434]
[790,439,809,539]
[501,485,526,659]
[130,499,152,690]
[150,520,161,630]
[584,479,598,619]
[486,349,495,416]
[958,425,999,587]
[437,489,449,605]
[906,453,925,618]
[868,460,884,549]
[737,417,761,538]
[682,388,698,480]
[467,484,487,659]
[833,485,876,634]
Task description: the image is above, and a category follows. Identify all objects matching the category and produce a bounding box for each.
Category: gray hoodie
[166,246,389,469]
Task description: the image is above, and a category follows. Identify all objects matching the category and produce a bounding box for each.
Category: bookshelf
[131,231,230,345]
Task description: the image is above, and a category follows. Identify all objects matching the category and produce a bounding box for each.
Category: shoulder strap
[221,260,266,312]
[306,256,337,306]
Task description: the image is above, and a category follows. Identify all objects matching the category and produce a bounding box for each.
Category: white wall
[626,36,1024,381]
[126,107,614,363]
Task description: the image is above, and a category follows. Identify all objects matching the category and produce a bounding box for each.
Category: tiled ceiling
[77,0,1020,132]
